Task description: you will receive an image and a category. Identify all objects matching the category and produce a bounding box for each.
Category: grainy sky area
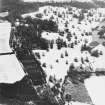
[23,0,93,2]
[22,0,105,3]
[0,0,2,11]
[23,0,72,2]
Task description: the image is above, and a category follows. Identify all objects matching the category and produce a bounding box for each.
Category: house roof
[89,41,99,48]
[92,44,105,51]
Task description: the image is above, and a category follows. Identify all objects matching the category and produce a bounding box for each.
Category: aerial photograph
[0,0,105,105]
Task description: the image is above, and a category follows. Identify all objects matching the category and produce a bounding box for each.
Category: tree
[42,52,45,57]
[85,57,89,62]
[36,13,43,18]
[35,52,40,59]
[74,57,78,62]
[61,53,64,58]
[56,38,63,50]
[70,43,74,48]
[69,63,75,72]
[50,40,54,49]
[66,60,68,65]
[42,63,46,68]
[65,94,72,105]
[99,51,103,55]
[65,50,68,57]
[56,59,59,63]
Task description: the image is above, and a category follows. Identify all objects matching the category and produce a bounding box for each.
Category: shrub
[35,52,40,59]
[74,57,78,62]
[69,63,75,72]
[56,59,59,63]
[66,60,68,65]
[70,43,74,48]
[42,63,46,68]
[91,50,99,57]
[61,53,64,58]
[99,51,103,55]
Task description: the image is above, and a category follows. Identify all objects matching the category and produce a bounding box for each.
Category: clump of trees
[24,16,58,33]
[91,50,100,57]
[65,50,68,57]
[10,16,58,51]
[35,13,43,18]
[56,38,67,50]
[49,40,54,49]
[98,30,105,39]
[81,44,91,53]
[65,94,72,105]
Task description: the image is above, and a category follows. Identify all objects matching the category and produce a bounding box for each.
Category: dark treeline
[1,0,103,22]
[93,0,105,8]
[24,16,58,32]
